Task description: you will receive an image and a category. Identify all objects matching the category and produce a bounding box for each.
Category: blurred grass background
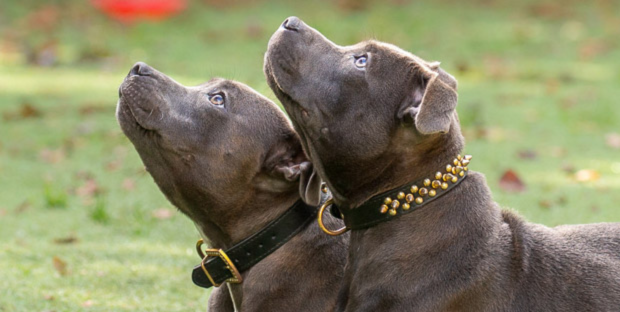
[1,0,619,311]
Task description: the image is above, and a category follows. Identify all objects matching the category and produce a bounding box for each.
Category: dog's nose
[282,16,300,31]
[129,62,153,77]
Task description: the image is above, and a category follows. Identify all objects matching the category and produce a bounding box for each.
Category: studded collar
[325,155,472,232]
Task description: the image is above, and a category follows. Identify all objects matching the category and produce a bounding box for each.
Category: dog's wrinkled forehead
[362,40,440,74]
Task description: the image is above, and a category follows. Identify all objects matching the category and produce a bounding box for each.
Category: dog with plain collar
[117,62,347,311]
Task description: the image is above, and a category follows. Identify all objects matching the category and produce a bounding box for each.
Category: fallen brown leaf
[43,294,54,301]
[76,179,101,198]
[3,102,42,121]
[121,178,136,191]
[605,133,620,149]
[52,256,68,276]
[53,235,79,245]
[517,149,538,160]
[39,148,66,164]
[152,208,174,220]
[81,300,94,307]
[499,169,526,193]
[539,200,552,209]
[574,169,600,182]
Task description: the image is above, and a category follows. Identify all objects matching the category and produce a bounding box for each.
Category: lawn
[1,0,619,311]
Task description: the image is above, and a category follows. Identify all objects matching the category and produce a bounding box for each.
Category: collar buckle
[196,239,243,287]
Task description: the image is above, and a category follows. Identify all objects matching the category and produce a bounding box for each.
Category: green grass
[1,0,620,311]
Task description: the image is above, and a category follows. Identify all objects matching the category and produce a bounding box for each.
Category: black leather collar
[192,199,319,288]
[330,156,471,231]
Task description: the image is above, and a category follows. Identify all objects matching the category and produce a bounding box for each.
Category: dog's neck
[334,128,465,210]
[193,190,300,250]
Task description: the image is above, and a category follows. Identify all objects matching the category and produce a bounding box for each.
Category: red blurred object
[92,0,187,23]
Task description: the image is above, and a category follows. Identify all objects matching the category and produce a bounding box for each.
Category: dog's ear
[267,135,321,205]
[398,64,458,135]
[298,161,321,206]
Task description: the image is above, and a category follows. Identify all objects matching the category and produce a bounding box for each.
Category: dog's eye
[209,93,224,106]
[354,55,368,68]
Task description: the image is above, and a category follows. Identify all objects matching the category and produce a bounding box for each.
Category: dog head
[265,17,464,206]
[117,62,319,244]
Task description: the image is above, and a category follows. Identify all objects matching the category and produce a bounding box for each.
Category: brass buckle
[195,239,243,287]
[317,198,349,236]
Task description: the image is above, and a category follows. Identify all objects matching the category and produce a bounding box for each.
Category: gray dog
[264,17,620,312]
[116,62,347,311]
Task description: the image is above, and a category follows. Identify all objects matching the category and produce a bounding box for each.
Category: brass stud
[451,167,457,175]
[423,179,431,187]
[380,205,389,214]
[457,154,462,161]
[464,155,473,161]
[461,159,470,167]
[454,166,463,174]
[431,180,442,189]
[429,189,437,197]
[441,182,449,189]
[402,203,410,210]
[419,188,428,196]
[453,159,459,166]
[405,194,414,203]
[435,172,443,180]
[410,185,419,194]
[397,192,405,200]
[443,173,454,182]
[464,167,469,171]
[391,200,400,209]
[459,171,465,177]
[451,176,458,183]
[384,197,392,205]
[446,164,453,173]
[415,197,424,204]
[389,209,397,216]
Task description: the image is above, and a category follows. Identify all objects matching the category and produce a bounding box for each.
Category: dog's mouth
[117,79,161,138]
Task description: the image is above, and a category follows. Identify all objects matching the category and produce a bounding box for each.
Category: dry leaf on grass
[499,169,526,193]
[52,256,68,276]
[605,133,620,149]
[152,208,174,220]
[574,169,600,182]
[121,178,136,191]
[53,235,78,245]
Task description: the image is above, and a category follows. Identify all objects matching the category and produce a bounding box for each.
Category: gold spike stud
[405,194,414,203]
[453,159,459,166]
[397,192,405,200]
[410,185,419,194]
[441,182,449,189]
[464,155,472,161]
[451,176,458,183]
[419,188,428,196]
[459,171,465,177]
[402,203,410,210]
[389,209,397,216]
[415,197,424,204]
[391,200,400,209]
[446,164,453,173]
[464,167,469,171]
[429,189,437,197]
[457,154,462,161]
[384,197,392,205]
[461,159,470,167]
[431,180,442,189]
[435,172,443,180]
[443,173,453,182]
[423,179,431,187]
[380,205,389,214]
[454,166,463,174]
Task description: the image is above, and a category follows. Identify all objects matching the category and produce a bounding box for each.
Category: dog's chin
[265,61,307,114]
[116,95,160,141]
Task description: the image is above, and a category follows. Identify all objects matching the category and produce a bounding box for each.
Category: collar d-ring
[318,198,349,236]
